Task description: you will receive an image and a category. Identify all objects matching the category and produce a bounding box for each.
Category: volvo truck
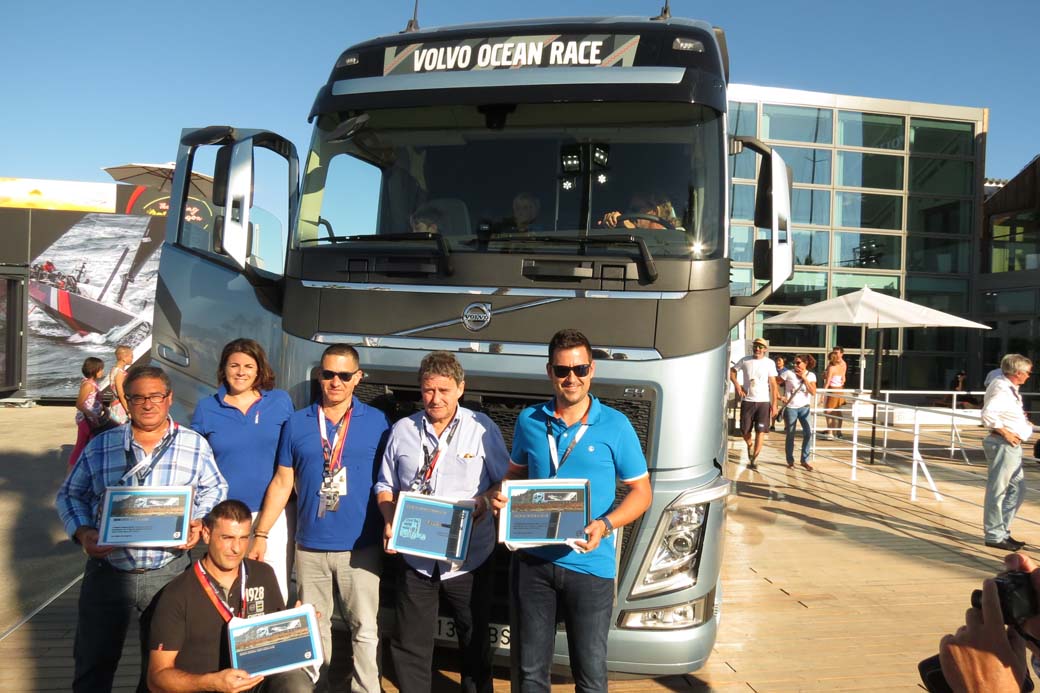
[152,14,792,675]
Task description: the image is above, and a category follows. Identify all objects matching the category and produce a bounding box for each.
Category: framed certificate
[98,486,193,547]
[388,492,475,563]
[228,603,322,677]
[498,479,591,546]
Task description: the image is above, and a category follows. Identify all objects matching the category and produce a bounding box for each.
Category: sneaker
[818,432,832,440]
[985,538,1025,551]
[834,432,845,440]
[1009,536,1028,550]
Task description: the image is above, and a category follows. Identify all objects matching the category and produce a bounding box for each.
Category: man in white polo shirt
[730,337,779,469]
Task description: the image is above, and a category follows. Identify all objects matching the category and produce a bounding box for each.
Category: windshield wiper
[301,232,453,276]
[488,234,658,283]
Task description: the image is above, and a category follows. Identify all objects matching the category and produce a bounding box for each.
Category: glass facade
[727,89,984,389]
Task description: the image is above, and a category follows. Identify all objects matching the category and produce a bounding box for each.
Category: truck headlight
[629,494,709,598]
[618,596,708,630]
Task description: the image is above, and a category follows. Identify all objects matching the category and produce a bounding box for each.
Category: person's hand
[75,526,115,559]
[209,668,264,693]
[575,518,609,553]
[735,386,746,400]
[294,600,322,621]
[176,519,203,551]
[939,578,1022,693]
[1000,429,1023,447]
[248,535,267,561]
[383,522,396,554]
[602,211,621,228]
[1005,553,1040,649]
[770,406,778,419]
[489,490,508,514]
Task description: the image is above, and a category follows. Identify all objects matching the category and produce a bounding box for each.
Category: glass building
[728,84,987,391]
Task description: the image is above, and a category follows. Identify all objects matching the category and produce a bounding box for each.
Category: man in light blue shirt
[56,365,227,693]
[376,351,510,693]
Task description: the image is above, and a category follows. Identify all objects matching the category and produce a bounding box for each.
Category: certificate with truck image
[389,492,475,562]
[228,603,322,677]
[499,479,590,546]
[98,486,193,547]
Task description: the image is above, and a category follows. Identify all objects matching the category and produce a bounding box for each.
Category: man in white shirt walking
[980,353,1034,550]
[730,338,779,469]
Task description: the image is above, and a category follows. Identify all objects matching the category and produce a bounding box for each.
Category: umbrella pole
[859,324,866,391]
[869,329,884,464]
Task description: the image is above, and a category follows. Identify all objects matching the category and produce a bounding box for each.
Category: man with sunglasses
[493,328,651,692]
[729,337,779,469]
[375,351,510,693]
[980,353,1034,551]
[56,365,228,693]
[250,344,390,693]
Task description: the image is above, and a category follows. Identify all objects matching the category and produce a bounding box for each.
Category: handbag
[89,406,120,435]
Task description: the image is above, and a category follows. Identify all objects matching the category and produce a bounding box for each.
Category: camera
[919,571,1038,693]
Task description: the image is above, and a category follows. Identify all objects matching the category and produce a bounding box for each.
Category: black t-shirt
[149,558,284,675]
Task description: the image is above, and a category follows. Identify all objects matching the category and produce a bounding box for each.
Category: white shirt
[982,376,1033,441]
[984,368,1003,388]
[782,370,816,409]
[735,355,778,403]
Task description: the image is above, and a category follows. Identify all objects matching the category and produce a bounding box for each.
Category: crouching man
[147,500,313,693]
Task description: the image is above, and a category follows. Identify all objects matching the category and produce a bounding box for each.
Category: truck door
[151,127,298,422]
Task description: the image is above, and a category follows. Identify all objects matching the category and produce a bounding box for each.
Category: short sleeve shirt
[735,355,778,402]
[277,399,390,551]
[510,396,648,579]
[149,559,284,675]
[781,370,816,409]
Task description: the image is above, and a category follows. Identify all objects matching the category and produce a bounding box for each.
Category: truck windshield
[298,102,724,259]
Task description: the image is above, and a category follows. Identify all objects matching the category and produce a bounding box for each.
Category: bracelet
[253,531,269,539]
[481,495,492,512]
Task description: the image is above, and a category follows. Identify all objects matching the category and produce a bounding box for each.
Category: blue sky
[2,0,1036,184]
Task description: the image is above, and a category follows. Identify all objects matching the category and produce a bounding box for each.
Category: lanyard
[120,422,179,485]
[412,417,461,494]
[318,406,352,477]
[546,403,590,475]
[193,559,247,622]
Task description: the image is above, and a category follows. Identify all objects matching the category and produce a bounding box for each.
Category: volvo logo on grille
[461,302,492,332]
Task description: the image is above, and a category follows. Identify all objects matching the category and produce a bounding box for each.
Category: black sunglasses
[320,369,358,382]
[551,364,591,378]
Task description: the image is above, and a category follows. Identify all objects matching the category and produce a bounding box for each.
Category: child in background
[69,357,105,468]
[108,344,133,424]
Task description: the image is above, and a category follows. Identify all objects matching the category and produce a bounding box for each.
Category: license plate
[436,616,511,652]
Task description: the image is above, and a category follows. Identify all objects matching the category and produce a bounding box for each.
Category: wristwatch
[597,515,614,537]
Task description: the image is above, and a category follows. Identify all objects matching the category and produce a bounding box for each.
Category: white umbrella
[763,286,989,391]
[103,162,214,200]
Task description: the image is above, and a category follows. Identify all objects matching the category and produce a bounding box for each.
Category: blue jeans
[983,434,1026,542]
[784,405,813,463]
[511,552,614,693]
[73,552,190,693]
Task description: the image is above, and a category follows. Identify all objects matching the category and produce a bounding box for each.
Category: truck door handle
[157,343,190,368]
[522,260,594,280]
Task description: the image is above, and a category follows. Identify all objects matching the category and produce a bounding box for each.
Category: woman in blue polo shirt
[190,338,294,599]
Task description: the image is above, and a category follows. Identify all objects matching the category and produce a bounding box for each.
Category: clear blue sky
[2,0,1035,184]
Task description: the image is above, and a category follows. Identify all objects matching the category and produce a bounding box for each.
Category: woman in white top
[781,354,818,470]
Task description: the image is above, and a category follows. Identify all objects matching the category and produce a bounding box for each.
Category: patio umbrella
[763,286,990,463]
[103,162,214,200]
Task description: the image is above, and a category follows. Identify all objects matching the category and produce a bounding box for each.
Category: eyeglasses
[128,393,169,406]
[321,369,358,382]
[551,364,591,378]
[753,345,766,351]
[793,360,804,365]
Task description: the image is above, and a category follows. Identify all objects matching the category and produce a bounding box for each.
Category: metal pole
[868,329,885,464]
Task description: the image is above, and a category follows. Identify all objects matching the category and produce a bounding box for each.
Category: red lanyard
[318,407,352,475]
[193,559,247,622]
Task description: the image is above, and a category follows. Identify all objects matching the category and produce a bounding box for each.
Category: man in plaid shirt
[56,365,227,692]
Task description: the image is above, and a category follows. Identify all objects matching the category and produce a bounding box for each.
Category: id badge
[330,468,347,496]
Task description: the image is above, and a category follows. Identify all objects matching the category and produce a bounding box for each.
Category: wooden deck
[1,406,1032,691]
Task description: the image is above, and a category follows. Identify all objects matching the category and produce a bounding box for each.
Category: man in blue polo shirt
[250,344,390,693]
[494,328,651,692]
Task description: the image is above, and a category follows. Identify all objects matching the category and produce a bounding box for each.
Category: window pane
[986,211,1040,273]
[906,276,968,313]
[792,229,829,267]
[774,146,831,185]
[762,104,832,144]
[910,118,974,156]
[904,327,968,353]
[906,237,969,273]
[899,354,964,390]
[767,270,828,306]
[729,101,757,137]
[837,111,905,150]
[909,157,974,196]
[758,310,825,348]
[908,196,972,235]
[729,224,760,264]
[836,151,904,190]
[835,192,902,230]
[730,149,757,180]
[833,232,901,270]
[731,183,756,221]
[730,267,764,298]
[834,326,897,351]
[832,273,900,297]
[791,188,830,225]
[981,289,1036,314]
